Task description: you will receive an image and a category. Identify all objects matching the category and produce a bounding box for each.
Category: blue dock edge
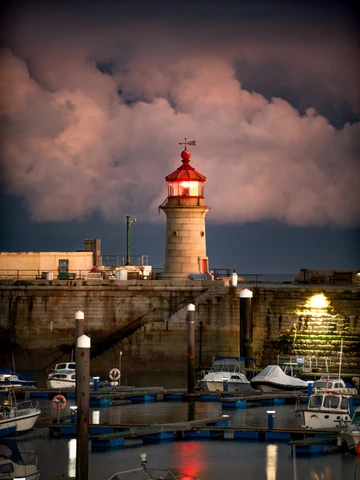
[164,393,184,401]
[129,394,156,403]
[222,400,247,409]
[288,435,339,455]
[200,394,219,402]
[184,418,231,438]
[92,437,125,449]
[260,398,286,406]
[234,431,260,440]
[143,431,175,443]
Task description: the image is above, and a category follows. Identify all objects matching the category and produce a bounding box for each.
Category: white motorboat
[195,356,259,394]
[0,390,41,435]
[313,375,357,395]
[0,369,37,389]
[294,392,354,429]
[250,365,309,393]
[46,361,93,389]
[340,407,360,450]
[0,438,40,479]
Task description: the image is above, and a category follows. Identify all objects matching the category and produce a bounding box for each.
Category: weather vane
[179,138,196,149]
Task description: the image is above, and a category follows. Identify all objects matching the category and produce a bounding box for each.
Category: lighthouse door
[201,258,208,274]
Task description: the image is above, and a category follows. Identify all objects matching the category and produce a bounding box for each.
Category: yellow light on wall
[306,294,329,309]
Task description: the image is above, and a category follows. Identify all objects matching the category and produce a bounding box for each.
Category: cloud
[0,1,359,228]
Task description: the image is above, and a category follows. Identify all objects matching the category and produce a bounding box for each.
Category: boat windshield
[323,395,340,409]
[352,410,360,425]
[314,380,344,389]
[211,358,246,374]
[309,395,323,408]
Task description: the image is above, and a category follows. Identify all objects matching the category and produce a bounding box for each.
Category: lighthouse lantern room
[159,140,212,279]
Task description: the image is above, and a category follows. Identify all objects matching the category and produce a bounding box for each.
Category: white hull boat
[0,391,41,435]
[312,375,357,395]
[196,372,258,394]
[195,357,258,393]
[47,372,77,389]
[250,365,309,393]
[46,361,93,389]
[0,369,36,389]
[294,392,354,429]
[340,407,360,450]
[0,438,40,479]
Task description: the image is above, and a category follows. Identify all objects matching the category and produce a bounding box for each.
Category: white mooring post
[76,334,91,480]
[187,304,196,394]
[239,289,253,359]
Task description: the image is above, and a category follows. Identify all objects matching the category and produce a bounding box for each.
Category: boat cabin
[308,393,351,412]
[313,376,357,395]
[54,362,76,371]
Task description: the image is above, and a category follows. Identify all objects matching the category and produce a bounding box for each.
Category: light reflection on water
[17,371,360,479]
[21,400,360,480]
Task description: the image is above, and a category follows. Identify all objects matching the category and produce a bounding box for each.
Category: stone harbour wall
[0,280,359,373]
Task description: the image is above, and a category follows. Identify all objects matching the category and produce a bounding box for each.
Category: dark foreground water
[14,395,360,480]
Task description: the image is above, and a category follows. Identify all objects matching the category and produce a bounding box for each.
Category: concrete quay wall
[0,281,359,373]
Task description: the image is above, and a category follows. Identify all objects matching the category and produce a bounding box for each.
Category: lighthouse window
[173,231,178,236]
[180,181,190,196]
[168,182,177,196]
[200,231,205,237]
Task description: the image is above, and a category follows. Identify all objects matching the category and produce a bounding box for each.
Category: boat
[194,356,259,393]
[340,406,360,450]
[250,365,309,393]
[46,362,76,389]
[0,390,41,435]
[0,438,40,479]
[108,452,199,479]
[0,369,37,389]
[46,361,93,389]
[312,375,357,395]
[294,391,354,429]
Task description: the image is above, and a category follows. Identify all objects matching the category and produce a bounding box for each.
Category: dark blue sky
[0,0,359,274]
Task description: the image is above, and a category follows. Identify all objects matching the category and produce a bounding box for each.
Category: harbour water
[11,371,360,480]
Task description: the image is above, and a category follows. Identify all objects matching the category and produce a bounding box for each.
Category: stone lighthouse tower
[159,140,212,279]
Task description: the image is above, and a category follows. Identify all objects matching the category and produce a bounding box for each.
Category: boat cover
[251,365,308,388]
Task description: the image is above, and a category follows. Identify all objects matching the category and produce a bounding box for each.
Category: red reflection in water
[176,442,205,477]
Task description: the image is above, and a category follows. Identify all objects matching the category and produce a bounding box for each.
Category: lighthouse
[158,140,212,279]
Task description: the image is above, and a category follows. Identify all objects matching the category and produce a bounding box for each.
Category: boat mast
[338,338,343,380]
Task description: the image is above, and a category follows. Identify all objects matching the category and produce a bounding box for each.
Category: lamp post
[125,216,136,266]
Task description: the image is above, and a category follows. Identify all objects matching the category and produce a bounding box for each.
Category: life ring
[52,394,67,410]
[109,368,121,381]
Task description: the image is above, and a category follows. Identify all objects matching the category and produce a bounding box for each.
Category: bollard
[307,381,313,395]
[267,410,275,429]
[70,406,77,424]
[93,376,99,391]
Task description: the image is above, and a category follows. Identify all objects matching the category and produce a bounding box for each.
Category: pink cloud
[0,5,359,228]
